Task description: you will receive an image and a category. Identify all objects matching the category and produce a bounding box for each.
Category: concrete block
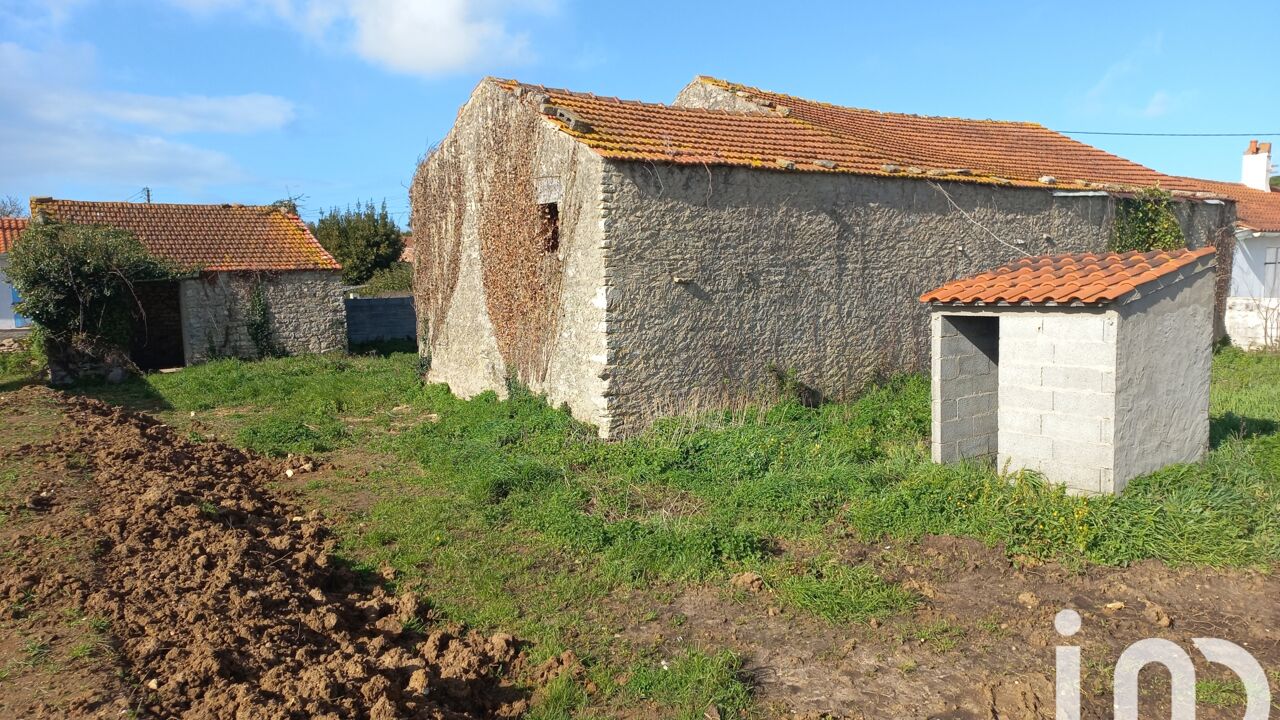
[1045,464,1103,495]
[938,315,958,337]
[1002,384,1054,411]
[1051,437,1112,467]
[1042,366,1103,392]
[936,399,958,423]
[972,411,998,436]
[940,356,959,381]
[999,364,1041,387]
[1000,431,1054,461]
[999,408,1042,435]
[1042,413,1104,442]
[958,435,994,459]
[957,353,995,377]
[1042,314,1106,341]
[1001,338,1054,364]
[1052,390,1114,418]
[932,440,956,464]
[957,392,997,417]
[1053,340,1115,367]
[999,316,1042,339]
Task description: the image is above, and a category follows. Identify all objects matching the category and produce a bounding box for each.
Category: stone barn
[922,248,1216,495]
[30,198,346,370]
[411,76,1234,438]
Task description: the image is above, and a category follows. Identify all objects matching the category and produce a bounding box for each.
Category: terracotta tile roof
[696,77,1212,194]
[493,78,895,177]
[491,77,1220,195]
[920,247,1216,306]
[1179,177,1280,232]
[29,199,339,272]
[0,217,27,253]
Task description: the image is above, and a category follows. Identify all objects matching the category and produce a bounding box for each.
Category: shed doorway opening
[130,281,185,370]
[933,315,999,464]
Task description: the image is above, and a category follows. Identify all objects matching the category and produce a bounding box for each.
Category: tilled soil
[0,387,534,719]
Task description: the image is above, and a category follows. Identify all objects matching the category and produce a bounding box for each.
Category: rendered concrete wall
[180,270,346,364]
[997,309,1119,495]
[413,81,611,433]
[931,314,999,463]
[1113,264,1214,489]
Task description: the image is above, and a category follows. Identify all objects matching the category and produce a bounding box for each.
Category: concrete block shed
[920,247,1217,495]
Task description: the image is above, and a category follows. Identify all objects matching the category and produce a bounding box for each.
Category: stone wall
[1113,263,1214,488]
[411,80,610,432]
[181,270,346,363]
[600,162,1229,437]
[345,296,417,346]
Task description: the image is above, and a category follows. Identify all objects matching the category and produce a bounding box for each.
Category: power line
[1059,129,1280,136]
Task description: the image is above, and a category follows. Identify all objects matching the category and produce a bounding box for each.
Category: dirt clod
[730,572,765,593]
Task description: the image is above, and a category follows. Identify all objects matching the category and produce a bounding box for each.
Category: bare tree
[0,195,27,218]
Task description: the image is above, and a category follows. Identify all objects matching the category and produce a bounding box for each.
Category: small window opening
[538,202,559,253]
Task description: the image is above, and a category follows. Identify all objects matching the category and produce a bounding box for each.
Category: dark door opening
[130,281,185,370]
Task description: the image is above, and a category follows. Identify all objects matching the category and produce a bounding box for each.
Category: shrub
[6,222,181,374]
[311,201,404,285]
[1110,188,1185,253]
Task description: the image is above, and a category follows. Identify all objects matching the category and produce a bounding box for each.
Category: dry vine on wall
[473,99,567,384]
[411,91,571,384]
[411,138,466,349]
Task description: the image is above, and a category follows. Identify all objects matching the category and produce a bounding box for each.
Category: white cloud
[164,0,555,77]
[1142,90,1171,118]
[0,40,294,191]
[91,92,296,134]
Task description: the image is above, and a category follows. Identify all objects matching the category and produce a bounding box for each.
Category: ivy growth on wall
[1109,188,1185,253]
[245,280,283,359]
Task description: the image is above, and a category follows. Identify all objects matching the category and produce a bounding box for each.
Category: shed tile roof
[493,77,1219,195]
[920,247,1216,306]
[1178,177,1280,233]
[0,217,26,253]
[29,199,340,272]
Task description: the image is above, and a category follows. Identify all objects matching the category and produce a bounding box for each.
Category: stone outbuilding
[921,247,1217,495]
[412,75,1234,438]
[30,198,346,369]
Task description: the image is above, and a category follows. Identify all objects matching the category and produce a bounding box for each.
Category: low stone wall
[181,270,346,363]
[345,296,416,345]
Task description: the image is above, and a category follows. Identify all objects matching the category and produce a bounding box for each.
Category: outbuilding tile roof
[29,199,340,272]
[493,77,1219,195]
[920,247,1216,306]
[1179,177,1280,232]
[0,217,26,253]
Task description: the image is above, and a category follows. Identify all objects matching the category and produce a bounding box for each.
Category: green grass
[61,346,1280,717]
[1196,677,1248,707]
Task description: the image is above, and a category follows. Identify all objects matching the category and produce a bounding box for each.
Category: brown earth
[0,387,541,719]
[631,535,1280,719]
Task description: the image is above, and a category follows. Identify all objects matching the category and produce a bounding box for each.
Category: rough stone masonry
[412,77,1236,438]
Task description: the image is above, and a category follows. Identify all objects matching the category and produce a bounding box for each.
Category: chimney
[1242,139,1272,192]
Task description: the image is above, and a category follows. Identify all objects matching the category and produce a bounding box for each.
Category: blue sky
[1,0,1277,227]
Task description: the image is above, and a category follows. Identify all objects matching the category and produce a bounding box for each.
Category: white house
[1191,141,1280,348]
[0,218,30,332]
